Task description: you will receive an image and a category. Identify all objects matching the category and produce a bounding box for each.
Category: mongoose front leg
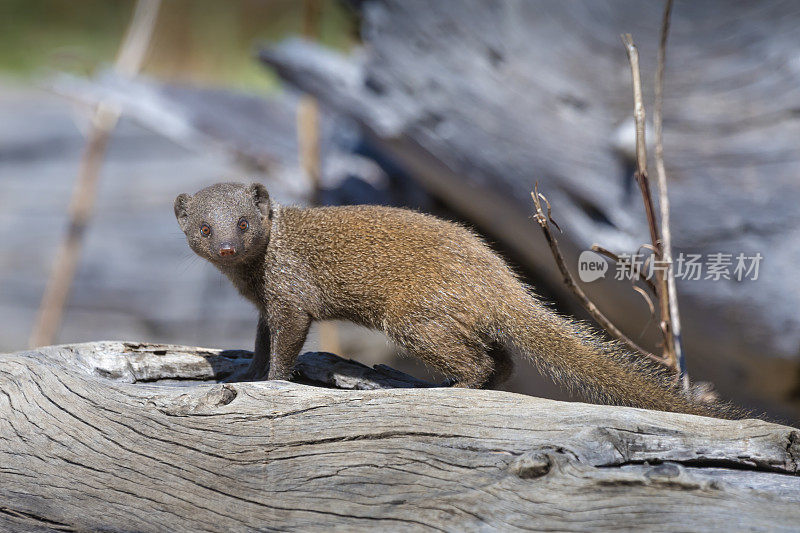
[266,306,311,381]
[241,314,270,381]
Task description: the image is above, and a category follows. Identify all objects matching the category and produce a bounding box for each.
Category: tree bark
[1,341,798,531]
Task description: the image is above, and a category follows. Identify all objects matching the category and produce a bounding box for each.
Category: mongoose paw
[236,368,268,382]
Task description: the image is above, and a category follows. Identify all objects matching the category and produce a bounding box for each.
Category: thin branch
[620,34,661,256]
[297,0,340,355]
[620,32,678,374]
[653,0,688,388]
[298,0,324,205]
[620,34,649,182]
[531,186,667,365]
[29,0,161,348]
[591,244,658,296]
[632,286,656,316]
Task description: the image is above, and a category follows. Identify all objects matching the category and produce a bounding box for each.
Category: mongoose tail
[499,293,747,419]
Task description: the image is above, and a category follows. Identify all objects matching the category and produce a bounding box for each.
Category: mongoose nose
[219,244,237,257]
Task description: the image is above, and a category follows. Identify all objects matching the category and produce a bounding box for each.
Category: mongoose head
[174,182,272,266]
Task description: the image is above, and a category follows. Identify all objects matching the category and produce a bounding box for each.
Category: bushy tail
[499,294,747,419]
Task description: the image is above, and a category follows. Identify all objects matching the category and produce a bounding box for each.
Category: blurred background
[1,0,799,423]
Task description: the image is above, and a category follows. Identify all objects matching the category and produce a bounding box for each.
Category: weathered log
[1,341,798,531]
[259,0,800,419]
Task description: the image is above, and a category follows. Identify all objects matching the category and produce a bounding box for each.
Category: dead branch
[653,0,688,388]
[298,0,340,355]
[28,0,161,348]
[531,187,666,365]
[591,244,658,296]
[620,32,681,380]
[298,0,323,204]
[631,285,656,316]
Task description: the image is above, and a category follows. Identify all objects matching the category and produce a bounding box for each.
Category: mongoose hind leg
[443,353,496,389]
[482,344,515,389]
[392,321,496,389]
[439,345,514,389]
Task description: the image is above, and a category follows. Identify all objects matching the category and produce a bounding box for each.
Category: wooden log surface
[1,341,798,531]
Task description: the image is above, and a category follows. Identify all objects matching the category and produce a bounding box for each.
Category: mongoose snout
[219,243,237,257]
[174,181,746,419]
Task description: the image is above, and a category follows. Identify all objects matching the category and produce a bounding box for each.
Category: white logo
[578,250,608,282]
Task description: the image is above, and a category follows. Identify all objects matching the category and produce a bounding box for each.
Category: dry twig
[620,31,683,382]
[29,0,161,348]
[530,5,686,380]
[298,0,323,205]
[297,0,340,354]
[531,186,666,365]
[591,244,658,297]
[653,0,688,388]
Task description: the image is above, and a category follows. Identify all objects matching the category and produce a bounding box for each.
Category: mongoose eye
[200,223,211,237]
[238,218,249,231]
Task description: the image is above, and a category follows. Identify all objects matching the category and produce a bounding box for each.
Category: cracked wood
[0,341,798,531]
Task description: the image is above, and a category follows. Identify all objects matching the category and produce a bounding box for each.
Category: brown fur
[175,182,746,419]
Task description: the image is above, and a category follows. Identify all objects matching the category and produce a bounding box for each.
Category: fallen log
[1,341,798,531]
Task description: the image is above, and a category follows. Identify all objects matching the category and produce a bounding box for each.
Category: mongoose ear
[173,193,192,231]
[248,183,271,218]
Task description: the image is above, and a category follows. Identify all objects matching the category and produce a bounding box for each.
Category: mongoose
[175,182,744,419]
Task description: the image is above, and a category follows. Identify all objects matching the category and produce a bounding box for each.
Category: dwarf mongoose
[175,182,743,418]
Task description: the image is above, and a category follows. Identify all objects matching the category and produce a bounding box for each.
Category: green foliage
[0,0,357,92]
